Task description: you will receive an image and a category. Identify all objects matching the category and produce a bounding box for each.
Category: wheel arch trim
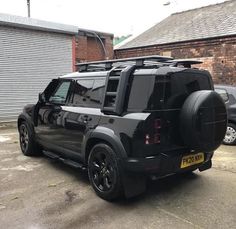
[83,127,127,163]
[18,113,34,132]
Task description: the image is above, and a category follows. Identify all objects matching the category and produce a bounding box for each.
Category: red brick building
[76,29,114,64]
[115,0,236,85]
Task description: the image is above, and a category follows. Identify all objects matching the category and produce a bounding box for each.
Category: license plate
[181,153,204,169]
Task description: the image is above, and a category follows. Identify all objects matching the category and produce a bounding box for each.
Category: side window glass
[90,79,106,105]
[73,78,106,108]
[215,89,229,102]
[127,75,155,111]
[73,79,94,106]
[49,81,71,104]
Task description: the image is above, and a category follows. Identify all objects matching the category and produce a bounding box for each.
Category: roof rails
[166,59,203,68]
[76,55,173,72]
[76,56,203,72]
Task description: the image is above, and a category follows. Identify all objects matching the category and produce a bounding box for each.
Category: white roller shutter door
[0,26,73,122]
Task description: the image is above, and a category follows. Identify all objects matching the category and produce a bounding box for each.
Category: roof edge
[78,28,113,38]
[0,13,78,35]
[115,34,236,51]
[171,0,232,16]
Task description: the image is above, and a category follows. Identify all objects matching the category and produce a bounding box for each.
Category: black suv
[215,85,236,145]
[18,56,227,200]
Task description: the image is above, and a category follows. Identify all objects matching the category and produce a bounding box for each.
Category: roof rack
[76,55,173,72]
[166,59,203,68]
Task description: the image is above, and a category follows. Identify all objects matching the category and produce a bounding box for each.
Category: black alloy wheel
[19,121,41,156]
[88,143,122,201]
[19,123,29,153]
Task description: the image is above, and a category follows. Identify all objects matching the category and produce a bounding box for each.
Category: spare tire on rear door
[180,90,227,151]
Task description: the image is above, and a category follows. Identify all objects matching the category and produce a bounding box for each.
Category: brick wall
[115,36,236,85]
[75,32,114,63]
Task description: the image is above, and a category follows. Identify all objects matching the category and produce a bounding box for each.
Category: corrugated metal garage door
[0,26,73,122]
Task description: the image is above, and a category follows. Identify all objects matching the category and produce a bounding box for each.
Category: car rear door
[60,77,106,159]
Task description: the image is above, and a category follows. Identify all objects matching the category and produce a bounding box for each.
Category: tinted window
[128,71,211,112]
[73,78,106,108]
[164,71,212,109]
[215,88,229,102]
[49,81,71,104]
[90,79,106,105]
[127,75,164,111]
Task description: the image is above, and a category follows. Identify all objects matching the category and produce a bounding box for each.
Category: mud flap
[121,170,147,198]
[199,160,212,172]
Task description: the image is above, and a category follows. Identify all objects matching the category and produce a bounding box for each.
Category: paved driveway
[0,127,236,229]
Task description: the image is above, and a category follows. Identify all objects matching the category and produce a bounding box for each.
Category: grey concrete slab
[0,129,235,229]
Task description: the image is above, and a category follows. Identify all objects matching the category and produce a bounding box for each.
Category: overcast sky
[0,0,227,36]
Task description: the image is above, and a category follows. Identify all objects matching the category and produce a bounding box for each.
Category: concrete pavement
[0,127,235,229]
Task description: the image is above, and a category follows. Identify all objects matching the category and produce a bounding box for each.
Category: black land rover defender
[18,56,227,200]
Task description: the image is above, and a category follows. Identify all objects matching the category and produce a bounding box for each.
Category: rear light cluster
[145,119,161,145]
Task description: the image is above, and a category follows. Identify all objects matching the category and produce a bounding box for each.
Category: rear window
[164,71,212,109]
[127,70,212,112]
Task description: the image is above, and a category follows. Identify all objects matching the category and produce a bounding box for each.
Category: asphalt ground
[0,127,235,229]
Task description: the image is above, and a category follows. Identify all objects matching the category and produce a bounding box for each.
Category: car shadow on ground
[42,155,200,203]
[38,158,204,228]
[115,172,201,205]
[43,156,90,185]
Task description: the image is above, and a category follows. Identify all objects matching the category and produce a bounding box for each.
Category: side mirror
[38,93,46,103]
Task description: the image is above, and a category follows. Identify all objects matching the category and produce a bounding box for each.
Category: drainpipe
[79,29,109,60]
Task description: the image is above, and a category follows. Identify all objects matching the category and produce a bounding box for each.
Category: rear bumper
[123,151,213,176]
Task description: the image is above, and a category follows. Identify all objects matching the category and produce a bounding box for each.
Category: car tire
[223,123,236,145]
[19,121,42,156]
[88,143,123,201]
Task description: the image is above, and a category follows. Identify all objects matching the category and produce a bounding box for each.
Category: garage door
[0,26,73,122]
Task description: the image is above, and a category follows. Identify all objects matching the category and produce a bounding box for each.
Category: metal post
[27,0,30,17]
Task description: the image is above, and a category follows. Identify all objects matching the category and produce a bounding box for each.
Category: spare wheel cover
[180,90,227,151]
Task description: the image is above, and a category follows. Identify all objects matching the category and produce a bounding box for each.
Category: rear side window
[215,88,229,102]
[90,79,106,105]
[127,75,164,111]
[73,78,106,108]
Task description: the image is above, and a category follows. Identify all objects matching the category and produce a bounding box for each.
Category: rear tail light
[154,133,160,143]
[154,119,161,129]
[145,134,150,145]
[145,119,161,145]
